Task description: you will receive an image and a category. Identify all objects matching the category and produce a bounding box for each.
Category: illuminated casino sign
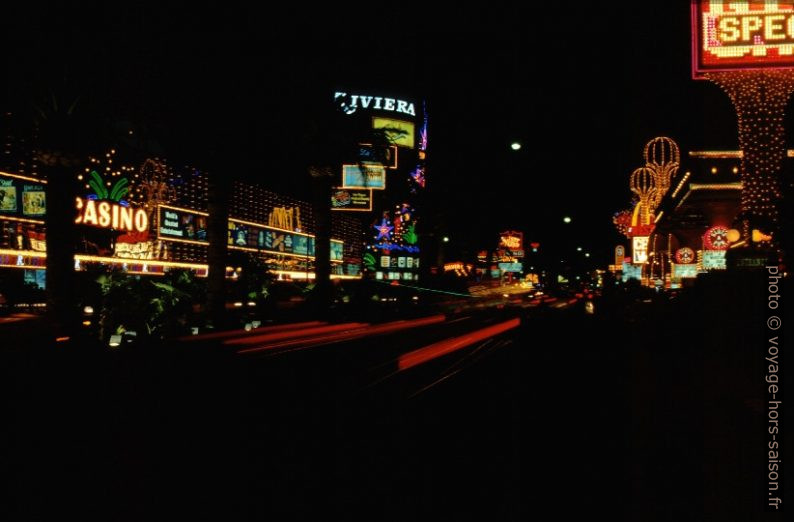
[675,247,696,264]
[499,231,523,251]
[701,250,728,270]
[334,92,416,116]
[673,263,699,279]
[693,1,794,77]
[632,236,649,264]
[615,245,625,265]
[703,225,730,250]
[75,197,148,232]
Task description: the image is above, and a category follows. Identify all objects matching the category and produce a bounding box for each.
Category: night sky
[4,4,786,263]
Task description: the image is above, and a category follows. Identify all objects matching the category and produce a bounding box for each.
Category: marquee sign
[701,249,728,270]
[692,1,794,77]
[672,263,699,279]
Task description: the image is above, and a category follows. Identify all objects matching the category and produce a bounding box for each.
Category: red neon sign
[692,1,794,78]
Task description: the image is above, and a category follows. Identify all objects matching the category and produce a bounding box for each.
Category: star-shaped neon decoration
[374,218,393,240]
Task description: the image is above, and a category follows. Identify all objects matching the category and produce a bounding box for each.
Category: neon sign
[632,236,649,264]
[615,245,625,265]
[75,197,148,232]
[675,247,696,264]
[500,231,523,251]
[334,92,416,116]
[693,1,794,77]
[703,225,730,250]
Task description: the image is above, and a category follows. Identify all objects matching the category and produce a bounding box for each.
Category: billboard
[342,164,386,190]
[692,1,794,77]
[359,143,398,169]
[0,174,46,218]
[158,205,208,243]
[701,250,727,270]
[498,262,523,273]
[331,188,372,211]
[228,218,343,261]
[632,236,649,264]
[372,117,415,149]
[673,263,699,279]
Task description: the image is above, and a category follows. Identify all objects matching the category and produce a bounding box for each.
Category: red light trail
[397,318,520,371]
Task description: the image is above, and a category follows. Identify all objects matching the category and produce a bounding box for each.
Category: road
[3,279,783,521]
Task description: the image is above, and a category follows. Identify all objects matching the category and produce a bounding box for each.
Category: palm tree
[206,166,230,329]
[304,97,396,317]
[33,90,86,341]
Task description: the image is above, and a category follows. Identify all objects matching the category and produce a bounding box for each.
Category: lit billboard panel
[341,164,386,190]
[692,1,794,77]
[672,263,699,279]
[372,117,415,149]
[0,173,46,219]
[158,205,208,243]
[331,188,372,211]
[632,236,649,264]
[228,219,343,262]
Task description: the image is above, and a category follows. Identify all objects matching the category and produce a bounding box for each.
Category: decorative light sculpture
[630,166,657,227]
[644,136,680,209]
[705,70,792,244]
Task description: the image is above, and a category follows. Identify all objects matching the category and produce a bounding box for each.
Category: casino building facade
[1,151,364,292]
[612,139,793,288]
[1,90,428,294]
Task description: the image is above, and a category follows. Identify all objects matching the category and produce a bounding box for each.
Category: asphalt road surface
[4,279,787,521]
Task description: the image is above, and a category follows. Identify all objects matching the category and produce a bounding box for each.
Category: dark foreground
[3,273,790,521]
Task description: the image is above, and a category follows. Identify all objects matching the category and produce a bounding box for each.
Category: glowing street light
[563,216,572,224]
[442,236,450,243]
[576,247,582,251]
[511,142,521,151]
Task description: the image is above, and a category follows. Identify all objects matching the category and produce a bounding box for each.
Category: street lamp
[563,216,572,224]
[511,142,521,151]
[442,236,449,243]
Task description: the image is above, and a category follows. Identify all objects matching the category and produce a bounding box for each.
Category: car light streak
[236,315,446,355]
[397,318,520,371]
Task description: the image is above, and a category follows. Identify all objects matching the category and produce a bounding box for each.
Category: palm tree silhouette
[304,94,399,316]
[33,89,87,340]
